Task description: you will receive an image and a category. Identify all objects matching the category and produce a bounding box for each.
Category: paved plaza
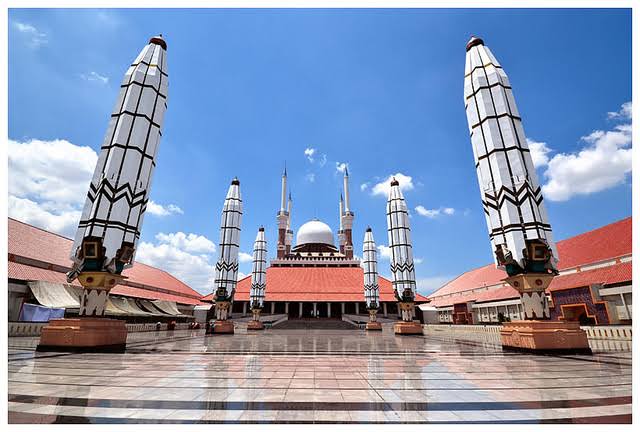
[8,327,632,424]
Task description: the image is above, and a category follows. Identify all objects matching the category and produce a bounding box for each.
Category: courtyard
[8,327,632,424]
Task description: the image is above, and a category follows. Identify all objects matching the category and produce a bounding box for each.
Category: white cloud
[414,257,424,264]
[237,271,248,281]
[80,71,109,84]
[371,173,414,197]
[238,252,253,263]
[305,173,316,183]
[537,102,632,201]
[335,162,349,174]
[147,201,184,217]
[154,232,215,254]
[527,138,552,168]
[304,147,316,162]
[607,102,632,120]
[414,205,455,219]
[136,234,217,295]
[377,245,391,260]
[360,183,369,192]
[13,21,48,48]
[8,138,183,238]
[318,154,327,167]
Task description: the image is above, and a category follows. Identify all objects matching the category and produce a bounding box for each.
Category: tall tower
[285,192,293,255]
[464,36,558,318]
[211,178,243,334]
[337,194,345,255]
[340,168,354,259]
[464,36,589,353]
[39,35,169,352]
[362,227,382,330]
[387,177,421,334]
[248,227,267,330]
[276,167,289,259]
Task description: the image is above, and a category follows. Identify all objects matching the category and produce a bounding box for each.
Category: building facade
[428,218,632,325]
[8,218,202,322]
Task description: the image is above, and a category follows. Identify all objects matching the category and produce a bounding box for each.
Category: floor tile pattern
[8,327,632,423]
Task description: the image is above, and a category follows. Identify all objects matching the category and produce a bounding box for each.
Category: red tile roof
[201,266,429,303]
[8,218,202,305]
[548,262,632,292]
[429,217,632,303]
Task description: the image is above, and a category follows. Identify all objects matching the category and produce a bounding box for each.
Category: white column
[299,302,303,317]
[242,302,247,317]
[343,169,350,212]
[355,303,359,315]
[313,302,317,317]
[327,303,331,318]
[383,303,388,317]
[285,302,289,315]
[341,302,345,314]
[271,302,275,315]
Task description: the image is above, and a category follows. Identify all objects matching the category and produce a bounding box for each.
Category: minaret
[38,35,169,352]
[276,167,288,259]
[285,192,293,255]
[362,227,382,331]
[211,178,243,334]
[387,177,421,334]
[341,167,354,259]
[337,194,345,255]
[248,227,267,330]
[464,36,558,319]
[464,36,589,353]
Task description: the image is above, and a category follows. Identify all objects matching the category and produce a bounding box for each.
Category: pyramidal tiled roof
[8,218,203,305]
[428,217,632,305]
[201,266,429,303]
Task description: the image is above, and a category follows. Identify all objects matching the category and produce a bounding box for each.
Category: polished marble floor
[8,326,632,423]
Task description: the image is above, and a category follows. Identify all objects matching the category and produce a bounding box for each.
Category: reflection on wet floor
[8,328,632,424]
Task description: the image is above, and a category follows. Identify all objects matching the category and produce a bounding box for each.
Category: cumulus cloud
[531,102,633,202]
[377,244,392,260]
[607,101,632,120]
[360,183,369,192]
[305,173,316,183]
[8,138,183,237]
[238,252,253,263]
[154,232,215,254]
[147,201,184,217]
[415,205,455,218]
[335,162,349,174]
[304,147,316,162]
[80,71,109,84]
[527,138,552,168]
[13,21,48,48]
[370,173,414,197]
[136,232,218,295]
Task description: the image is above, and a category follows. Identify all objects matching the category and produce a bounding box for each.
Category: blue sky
[8,8,632,295]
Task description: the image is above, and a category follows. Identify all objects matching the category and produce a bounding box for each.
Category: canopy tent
[139,299,173,316]
[63,285,126,316]
[28,281,80,309]
[109,296,154,316]
[152,300,184,316]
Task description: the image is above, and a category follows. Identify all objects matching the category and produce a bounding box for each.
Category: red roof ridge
[9,217,74,242]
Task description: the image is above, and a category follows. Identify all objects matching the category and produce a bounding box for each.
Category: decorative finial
[283,161,287,177]
[366,226,372,232]
[258,226,265,232]
[390,177,399,187]
[231,177,240,185]
[466,36,484,52]
[149,35,167,50]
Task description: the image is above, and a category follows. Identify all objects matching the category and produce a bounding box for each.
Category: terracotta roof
[201,266,429,303]
[548,262,632,292]
[8,218,202,305]
[429,217,632,302]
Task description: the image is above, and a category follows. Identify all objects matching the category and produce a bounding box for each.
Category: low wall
[8,321,193,337]
[422,323,632,352]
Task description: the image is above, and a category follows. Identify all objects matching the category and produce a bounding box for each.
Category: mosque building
[202,169,428,319]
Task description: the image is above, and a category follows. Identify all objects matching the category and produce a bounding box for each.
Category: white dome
[296,219,334,246]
